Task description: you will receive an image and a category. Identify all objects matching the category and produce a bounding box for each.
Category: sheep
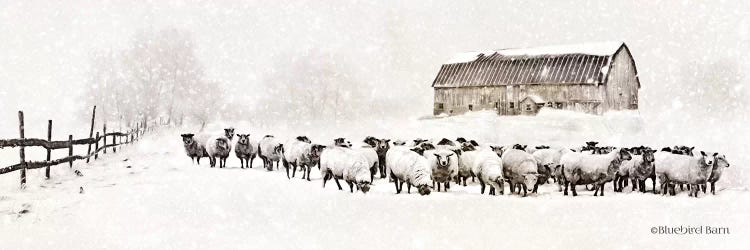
[234,134,258,169]
[501,149,540,197]
[181,133,207,165]
[525,145,550,154]
[258,135,284,171]
[614,149,656,192]
[655,151,716,197]
[455,143,478,186]
[436,138,457,146]
[560,148,632,196]
[334,138,352,148]
[385,146,432,195]
[424,148,459,192]
[354,146,379,183]
[319,146,372,193]
[282,137,325,181]
[702,154,730,195]
[459,148,504,195]
[532,147,569,192]
[371,138,391,179]
[206,135,232,168]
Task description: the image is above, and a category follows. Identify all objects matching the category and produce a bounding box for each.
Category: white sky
[1,0,748,134]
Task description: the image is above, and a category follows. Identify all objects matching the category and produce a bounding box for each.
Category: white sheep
[424,147,459,192]
[461,148,504,195]
[282,137,325,181]
[354,146,380,183]
[501,149,540,197]
[206,135,232,168]
[703,154,730,195]
[560,148,632,197]
[385,146,432,195]
[234,134,258,169]
[258,135,284,171]
[181,133,207,165]
[655,151,716,197]
[319,146,372,193]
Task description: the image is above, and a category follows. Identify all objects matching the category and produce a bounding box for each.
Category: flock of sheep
[179,128,731,197]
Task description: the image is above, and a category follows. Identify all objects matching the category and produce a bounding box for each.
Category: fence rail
[0,106,150,188]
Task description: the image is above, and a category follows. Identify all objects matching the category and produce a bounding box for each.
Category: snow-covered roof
[446,41,624,64]
[522,95,545,104]
[432,42,632,88]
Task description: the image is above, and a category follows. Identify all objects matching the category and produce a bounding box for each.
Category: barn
[431,41,640,116]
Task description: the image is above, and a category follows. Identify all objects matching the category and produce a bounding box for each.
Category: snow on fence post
[18,111,26,188]
[86,106,96,163]
[45,120,52,179]
[103,123,107,154]
[68,135,73,168]
[94,132,100,160]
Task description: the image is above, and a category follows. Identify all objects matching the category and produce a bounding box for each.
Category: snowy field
[1,109,748,249]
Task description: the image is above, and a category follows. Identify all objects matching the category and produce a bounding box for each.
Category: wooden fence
[0,106,149,188]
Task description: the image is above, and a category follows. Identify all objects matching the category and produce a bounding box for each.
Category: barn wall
[604,47,640,111]
[434,84,605,115]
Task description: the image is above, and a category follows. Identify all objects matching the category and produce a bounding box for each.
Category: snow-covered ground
[1,109,748,249]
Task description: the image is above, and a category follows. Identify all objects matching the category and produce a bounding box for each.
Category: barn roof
[432,41,633,88]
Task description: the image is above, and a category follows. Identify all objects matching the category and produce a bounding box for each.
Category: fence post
[113,132,117,153]
[86,106,96,163]
[45,120,52,179]
[68,135,73,168]
[103,123,107,154]
[18,111,26,188]
[94,132,100,160]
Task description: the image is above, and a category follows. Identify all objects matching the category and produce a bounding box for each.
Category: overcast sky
[1,0,748,133]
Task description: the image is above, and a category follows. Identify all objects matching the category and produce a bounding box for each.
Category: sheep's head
[643,149,656,163]
[700,151,718,167]
[618,148,632,161]
[513,144,527,150]
[523,174,539,192]
[363,136,378,147]
[237,134,250,145]
[420,143,436,151]
[456,137,467,143]
[393,140,406,146]
[274,144,284,155]
[376,139,391,152]
[490,145,504,157]
[681,146,695,156]
[437,138,455,146]
[296,136,311,143]
[413,138,428,146]
[586,141,599,147]
[224,128,235,140]
[216,138,230,150]
[716,154,730,169]
[417,184,431,195]
[310,144,326,163]
[334,138,349,148]
[357,181,371,193]
[181,134,195,145]
[433,152,454,168]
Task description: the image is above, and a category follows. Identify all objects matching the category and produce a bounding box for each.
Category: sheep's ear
[712,152,718,156]
[433,153,440,158]
[700,151,706,156]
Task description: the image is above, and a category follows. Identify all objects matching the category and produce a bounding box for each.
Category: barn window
[509,102,515,109]
[435,103,444,110]
[494,102,499,108]
[526,104,532,111]
[468,104,474,111]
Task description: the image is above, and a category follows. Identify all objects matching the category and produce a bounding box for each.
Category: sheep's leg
[306,166,312,181]
[462,176,467,187]
[521,184,528,197]
[593,185,599,196]
[701,184,706,194]
[347,181,354,193]
[532,183,539,194]
[437,182,441,192]
[284,163,291,179]
[407,183,412,194]
[679,184,684,191]
[600,183,605,196]
[613,175,619,192]
[711,182,716,195]
[291,163,297,178]
[445,181,450,190]
[394,178,401,194]
[624,177,629,187]
[563,181,569,196]
[334,177,343,190]
[398,180,405,194]
[489,186,495,196]
[197,157,201,165]
[479,179,486,194]
[322,172,329,188]
[571,183,577,196]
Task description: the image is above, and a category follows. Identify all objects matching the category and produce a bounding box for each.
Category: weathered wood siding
[434,84,605,115]
[604,47,639,110]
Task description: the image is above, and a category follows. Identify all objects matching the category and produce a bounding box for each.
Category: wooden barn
[431,42,640,116]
